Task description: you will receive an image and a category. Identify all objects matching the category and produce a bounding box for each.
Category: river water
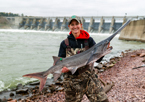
[0,29,144,91]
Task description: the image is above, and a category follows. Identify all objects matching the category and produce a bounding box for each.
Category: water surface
[0,29,144,91]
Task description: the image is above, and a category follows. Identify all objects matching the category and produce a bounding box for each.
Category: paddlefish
[23,20,131,91]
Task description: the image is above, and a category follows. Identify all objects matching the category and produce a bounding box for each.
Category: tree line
[0,12,22,17]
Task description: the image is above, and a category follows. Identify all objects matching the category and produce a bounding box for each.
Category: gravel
[17,49,145,102]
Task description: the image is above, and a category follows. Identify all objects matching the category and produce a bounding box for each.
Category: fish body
[23,20,131,91]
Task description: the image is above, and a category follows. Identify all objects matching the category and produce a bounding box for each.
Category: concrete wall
[14,17,23,27]
[119,19,145,42]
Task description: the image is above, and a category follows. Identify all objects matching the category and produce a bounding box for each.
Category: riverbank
[1,49,145,102]
[100,49,145,102]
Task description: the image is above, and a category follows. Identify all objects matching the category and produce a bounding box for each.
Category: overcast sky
[0,0,144,17]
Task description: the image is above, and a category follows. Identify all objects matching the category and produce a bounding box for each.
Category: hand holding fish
[61,67,70,73]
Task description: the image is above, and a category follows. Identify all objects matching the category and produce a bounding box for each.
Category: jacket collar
[68,30,90,40]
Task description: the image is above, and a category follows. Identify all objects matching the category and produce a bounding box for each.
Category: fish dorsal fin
[70,67,78,74]
[52,56,62,65]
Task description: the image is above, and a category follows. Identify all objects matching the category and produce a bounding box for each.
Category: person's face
[68,20,82,35]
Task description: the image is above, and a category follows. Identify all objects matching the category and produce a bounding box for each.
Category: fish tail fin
[23,71,47,91]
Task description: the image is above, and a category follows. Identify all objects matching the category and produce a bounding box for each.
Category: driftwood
[132,64,145,69]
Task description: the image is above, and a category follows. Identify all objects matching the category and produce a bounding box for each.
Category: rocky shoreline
[0,77,64,102]
[0,49,145,102]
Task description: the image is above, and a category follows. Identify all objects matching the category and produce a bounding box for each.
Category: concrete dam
[6,16,144,33]
[119,19,145,42]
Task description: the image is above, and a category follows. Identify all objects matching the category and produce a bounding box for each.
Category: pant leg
[85,71,108,102]
[63,74,84,102]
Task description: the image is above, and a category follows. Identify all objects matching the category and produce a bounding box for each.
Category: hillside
[0,17,11,29]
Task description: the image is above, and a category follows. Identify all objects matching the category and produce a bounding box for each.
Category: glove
[61,67,70,73]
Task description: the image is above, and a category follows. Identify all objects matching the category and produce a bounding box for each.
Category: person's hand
[61,67,70,73]
[107,42,110,49]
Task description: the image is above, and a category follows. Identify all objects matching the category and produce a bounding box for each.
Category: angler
[23,15,131,102]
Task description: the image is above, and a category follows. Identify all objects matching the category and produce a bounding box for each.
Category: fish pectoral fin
[70,67,78,75]
[53,72,61,81]
[52,56,62,65]
[86,53,100,65]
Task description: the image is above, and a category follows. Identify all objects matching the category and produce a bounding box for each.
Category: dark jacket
[58,33,103,62]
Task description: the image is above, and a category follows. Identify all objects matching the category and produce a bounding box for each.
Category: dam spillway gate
[6,16,144,33]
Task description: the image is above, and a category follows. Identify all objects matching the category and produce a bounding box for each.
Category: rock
[29,81,40,85]
[111,60,116,64]
[110,57,115,61]
[110,57,119,64]
[56,87,64,91]
[47,89,51,93]
[109,64,115,68]
[142,59,145,62]
[42,86,49,93]
[45,79,55,86]
[140,53,145,57]
[32,89,36,93]
[34,86,39,89]
[20,99,25,102]
[8,99,17,102]
[17,98,21,101]
[9,92,15,97]
[142,86,145,89]
[95,63,103,69]
[11,88,17,91]
[136,53,141,56]
[2,97,7,102]
[104,63,114,68]
[7,98,13,101]
[16,88,28,94]
[125,49,132,52]
[98,69,104,73]
[49,85,59,93]
[55,86,59,89]
[57,75,64,81]
[103,63,110,68]
[55,80,63,85]
[16,84,23,90]
[131,55,136,57]
[121,51,127,57]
